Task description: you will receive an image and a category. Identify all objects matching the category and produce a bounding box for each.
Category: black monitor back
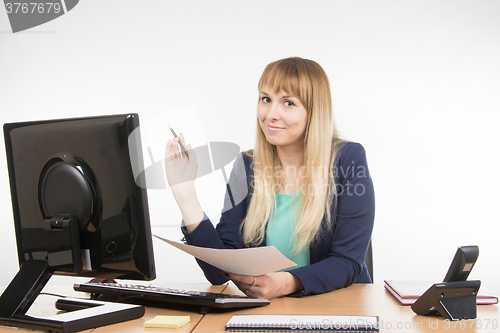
[4,113,155,281]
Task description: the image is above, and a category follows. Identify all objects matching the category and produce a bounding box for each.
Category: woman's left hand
[223,271,303,299]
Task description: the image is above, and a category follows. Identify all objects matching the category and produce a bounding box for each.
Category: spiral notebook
[225,314,379,332]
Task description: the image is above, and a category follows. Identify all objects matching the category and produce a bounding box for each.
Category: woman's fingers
[164,133,199,187]
[223,272,267,297]
[165,139,176,162]
[178,133,196,160]
[174,138,182,160]
[236,274,258,286]
[179,133,188,154]
[165,138,183,162]
[166,135,194,162]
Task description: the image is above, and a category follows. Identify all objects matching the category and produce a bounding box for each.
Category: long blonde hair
[241,57,343,254]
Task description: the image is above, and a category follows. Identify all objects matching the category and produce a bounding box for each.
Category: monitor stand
[0,259,144,333]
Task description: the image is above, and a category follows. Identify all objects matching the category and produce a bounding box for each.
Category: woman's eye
[261,97,271,103]
[284,100,295,107]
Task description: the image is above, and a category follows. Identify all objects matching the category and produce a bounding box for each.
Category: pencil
[168,125,190,159]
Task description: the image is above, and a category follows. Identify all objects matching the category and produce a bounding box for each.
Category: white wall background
[1,0,499,298]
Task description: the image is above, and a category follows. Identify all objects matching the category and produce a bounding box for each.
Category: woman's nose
[266,102,280,120]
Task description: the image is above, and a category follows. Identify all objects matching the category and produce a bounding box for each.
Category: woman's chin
[265,138,280,146]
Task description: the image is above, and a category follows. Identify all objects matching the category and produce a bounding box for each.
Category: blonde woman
[165,57,375,299]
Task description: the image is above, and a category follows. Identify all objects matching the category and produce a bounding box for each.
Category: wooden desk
[2,283,498,332]
[194,283,499,332]
[91,283,226,333]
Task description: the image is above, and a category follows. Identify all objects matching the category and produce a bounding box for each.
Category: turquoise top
[266,192,310,270]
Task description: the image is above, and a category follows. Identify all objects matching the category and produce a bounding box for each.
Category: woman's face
[257,87,308,150]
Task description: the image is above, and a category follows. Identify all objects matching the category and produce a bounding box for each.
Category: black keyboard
[74,282,270,309]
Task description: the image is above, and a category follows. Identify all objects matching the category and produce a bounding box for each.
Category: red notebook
[384,280,498,305]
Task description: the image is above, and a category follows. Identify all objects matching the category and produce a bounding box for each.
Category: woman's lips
[267,125,285,133]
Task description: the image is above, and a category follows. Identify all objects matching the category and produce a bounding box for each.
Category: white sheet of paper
[154,235,297,276]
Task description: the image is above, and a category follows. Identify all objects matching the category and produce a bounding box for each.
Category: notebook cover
[384,280,498,305]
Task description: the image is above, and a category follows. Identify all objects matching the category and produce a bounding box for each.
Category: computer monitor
[0,114,156,332]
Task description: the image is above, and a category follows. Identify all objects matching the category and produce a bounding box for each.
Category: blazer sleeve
[287,142,375,296]
[180,153,250,284]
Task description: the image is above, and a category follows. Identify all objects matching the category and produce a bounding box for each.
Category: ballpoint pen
[168,124,189,159]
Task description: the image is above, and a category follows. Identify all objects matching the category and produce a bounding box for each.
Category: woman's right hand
[164,133,198,195]
[164,133,205,231]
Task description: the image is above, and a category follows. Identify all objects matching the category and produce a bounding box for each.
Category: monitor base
[0,259,144,333]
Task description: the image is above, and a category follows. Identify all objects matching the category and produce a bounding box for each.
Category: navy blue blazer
[181,141,375,297]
